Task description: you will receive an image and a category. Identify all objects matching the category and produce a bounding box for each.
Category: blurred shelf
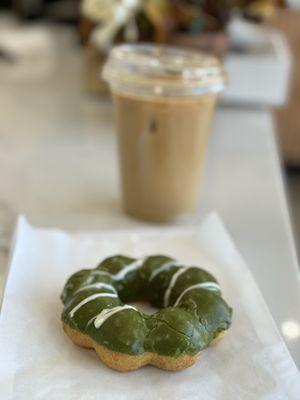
[221,20,291,107]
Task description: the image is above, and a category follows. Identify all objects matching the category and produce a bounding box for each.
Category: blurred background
[0,1,300,243]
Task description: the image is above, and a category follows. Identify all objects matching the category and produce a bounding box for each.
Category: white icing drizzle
[93,305,137,329]
[69,293,118,318]
[149,260,181,282]
[74,282,116,295]
[173,282,221,307]
[111,258,145,281]
[86,270,111,284]
[164,266,191,307]
[91,270,111,278]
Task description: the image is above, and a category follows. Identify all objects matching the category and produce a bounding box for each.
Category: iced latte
[103,44,225,222]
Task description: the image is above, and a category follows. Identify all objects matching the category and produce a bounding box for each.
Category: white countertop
[0,26,299,368]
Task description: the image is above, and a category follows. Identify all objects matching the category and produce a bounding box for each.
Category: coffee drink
[103,44,225,221]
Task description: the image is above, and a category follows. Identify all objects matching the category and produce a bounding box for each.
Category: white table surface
[0,26,299,368]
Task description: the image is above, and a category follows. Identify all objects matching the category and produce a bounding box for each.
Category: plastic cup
[103,44,226,222]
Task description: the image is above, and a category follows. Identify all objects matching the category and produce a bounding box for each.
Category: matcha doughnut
[61,255,232,371]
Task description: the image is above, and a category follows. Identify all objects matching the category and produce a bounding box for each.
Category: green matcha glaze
[61,268,114,306]
[97,255,142,302]
[61,255,232,358]
[179,289,232,341]
[144,308,209,357]
[168,267,220,307]
[87,309,147,355]
[62,291,120,332]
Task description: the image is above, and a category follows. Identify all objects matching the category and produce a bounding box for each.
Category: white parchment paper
[0,214,299,400]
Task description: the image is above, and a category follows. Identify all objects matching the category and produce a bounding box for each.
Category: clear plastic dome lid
[102,43,226,98]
